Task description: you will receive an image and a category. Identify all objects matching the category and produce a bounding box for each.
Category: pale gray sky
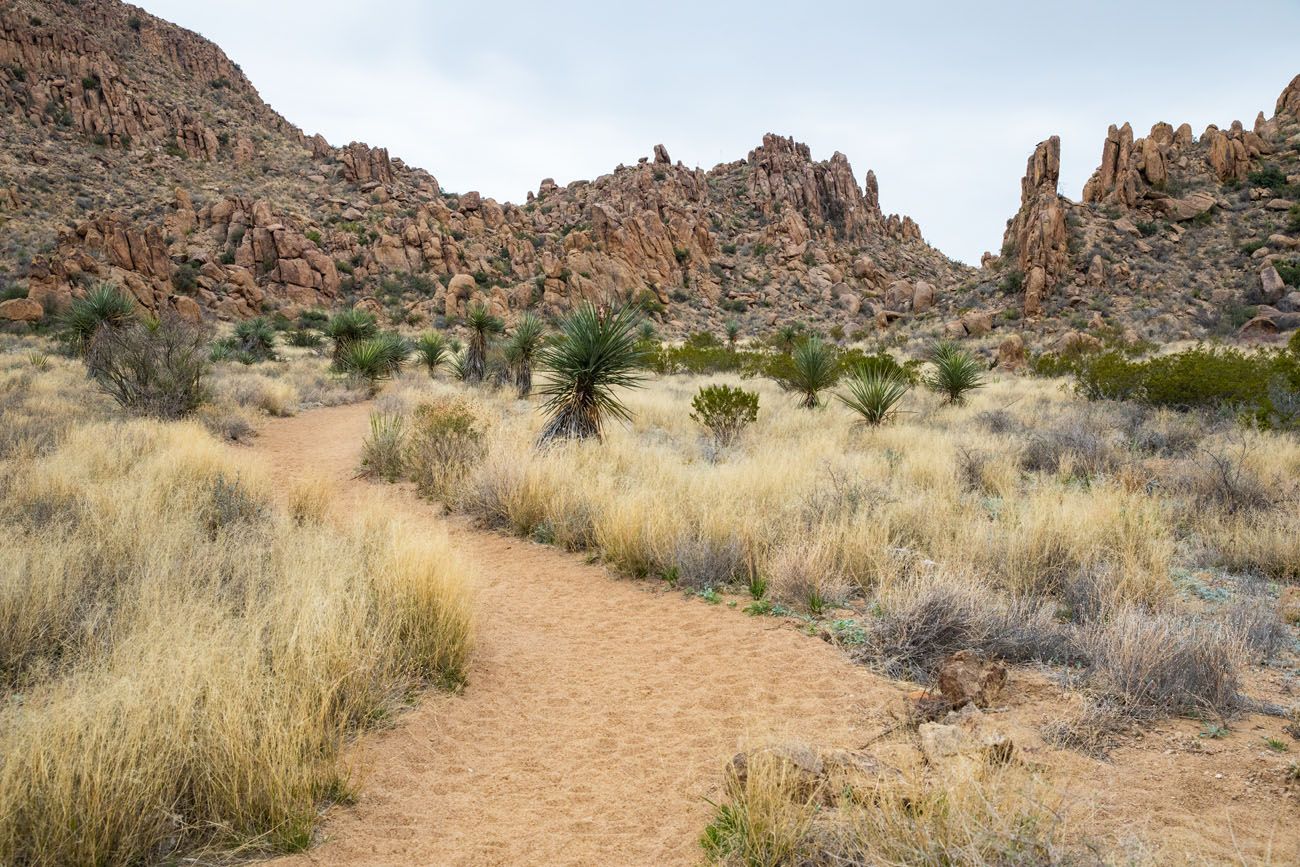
[136,0,1299,264]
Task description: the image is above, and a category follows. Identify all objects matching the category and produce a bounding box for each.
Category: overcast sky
[136,0,1299,264]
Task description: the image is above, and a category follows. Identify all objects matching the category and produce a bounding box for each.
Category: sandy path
[255,402,904,866]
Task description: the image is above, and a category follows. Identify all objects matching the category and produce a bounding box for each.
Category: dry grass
[0,345,474,864]
[377,371,1299,610]
[702,742,1071,866]
[208,345,370,417]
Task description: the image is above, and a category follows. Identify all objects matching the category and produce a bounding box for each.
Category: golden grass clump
[702,742,1067,866]
[0,410,473,864]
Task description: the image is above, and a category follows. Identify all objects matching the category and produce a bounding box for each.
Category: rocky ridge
[0,0,965,336]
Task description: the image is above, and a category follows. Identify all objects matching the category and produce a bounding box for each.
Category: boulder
[0,297,43,322]
[960,310,993,337]
[936,650,1008,709]
[1261,265,1286,303]
[912,280,935,313]
[997,333,1026,371]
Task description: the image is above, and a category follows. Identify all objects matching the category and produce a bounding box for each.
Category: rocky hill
[1,0,1297,349]
[968,75,1300,348]
[0,0,966,335]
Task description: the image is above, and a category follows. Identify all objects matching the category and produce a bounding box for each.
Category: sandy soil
[254,402,1300,866]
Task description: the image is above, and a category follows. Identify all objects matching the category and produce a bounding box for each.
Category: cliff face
[1,0,966,335]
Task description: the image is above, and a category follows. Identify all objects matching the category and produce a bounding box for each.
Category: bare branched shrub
[1223,597,1287,662]
[85,313,210,419]
[860,575,1070,681]
[670,532,746,590]
[1019,419,1122,479]
[1077,608,1244,718]
[1041,696,1132,756]
[1178,436,1285,515]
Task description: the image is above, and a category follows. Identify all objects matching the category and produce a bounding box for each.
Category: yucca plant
[725,319,741,349]
[505,312,546,398]
[336,332,407,389]
[775,323,801,353]
[449,350,470,382]
[463,301,505,383]
[839,367,911,426]
[414,332,449,374]
[777,336,838,408]
[62,283,137,352]
[229,316,278,362]
[926,340,986,405]
[536,303,647,444]
[324,309,379,363]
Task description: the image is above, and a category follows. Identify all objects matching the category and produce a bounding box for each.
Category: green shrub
[85,313,210,418]
[1069,345,1300,428]
[1247,164,1287,190]
[925,341,985,405]
[1276,259,1300,287]
[1287,204,1300,234]
[690,385,759,447]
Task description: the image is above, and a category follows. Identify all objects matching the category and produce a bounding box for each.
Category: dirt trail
[256,402,903,866]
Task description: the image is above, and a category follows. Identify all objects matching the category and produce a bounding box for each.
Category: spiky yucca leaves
[324,309,378,363]
[228,316,278,362]
[725,319,741,348]
[536,303,647,444]
[414,332,450,374]
[62,283,137,352]
[838,366,911,426]
[449,350,470,382]
[779,336,838,408]
[926,340,986,405]
[775,323,800,353]
[336,332,408,390]
[463,302,505,384]
[505,312,546,398]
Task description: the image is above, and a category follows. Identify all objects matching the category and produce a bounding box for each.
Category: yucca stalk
[779,336,838,408]
[536,303,647,444]
[463,301,504,383]
[62,283,137,352]
[414,332,449,374]
[838,367,911,426]
[505,312,545,398]
[925,340,986,405]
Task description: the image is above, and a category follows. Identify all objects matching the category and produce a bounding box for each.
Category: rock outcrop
[1002,137,1069,315]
